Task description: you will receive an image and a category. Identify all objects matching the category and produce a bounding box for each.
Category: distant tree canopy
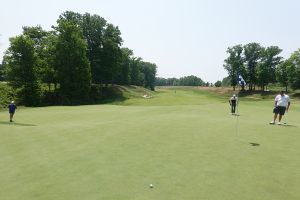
[2,11,158,105]
[155,75,205,86]
[214,81,222,87]
[221,76,231,87]
[223,43,300,91]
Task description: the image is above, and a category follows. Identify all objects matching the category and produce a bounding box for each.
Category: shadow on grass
[98,96,129,104]
[281,124,297,127]
[249,143,260,146]
[0,121,37,126]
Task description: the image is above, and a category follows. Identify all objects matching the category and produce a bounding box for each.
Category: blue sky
[0,0,299,82]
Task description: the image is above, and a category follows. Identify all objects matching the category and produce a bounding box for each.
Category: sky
[0,0,300,82]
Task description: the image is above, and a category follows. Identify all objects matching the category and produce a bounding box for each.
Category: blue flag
[238,75,246,86]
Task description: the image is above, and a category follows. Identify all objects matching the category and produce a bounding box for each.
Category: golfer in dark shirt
[8,101,17,122]
[229,94,238,114]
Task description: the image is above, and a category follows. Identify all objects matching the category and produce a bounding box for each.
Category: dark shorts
[273,106,286,115]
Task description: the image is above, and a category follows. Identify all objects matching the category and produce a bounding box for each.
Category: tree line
[1,11,157,106]
[155,75,206,86]
[223,43,300,91]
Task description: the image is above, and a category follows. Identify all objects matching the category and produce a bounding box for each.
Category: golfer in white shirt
[270,91,291,125]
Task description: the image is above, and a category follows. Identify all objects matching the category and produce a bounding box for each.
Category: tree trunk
[241,84,245,91]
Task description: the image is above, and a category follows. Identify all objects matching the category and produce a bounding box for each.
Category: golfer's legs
[273,113,278,121]
[10,113,13,120]
[279,115,283,122]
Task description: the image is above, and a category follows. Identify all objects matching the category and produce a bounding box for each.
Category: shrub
[0,83,16,110]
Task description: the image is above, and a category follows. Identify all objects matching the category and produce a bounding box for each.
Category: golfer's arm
[274,100,277,107]
[287,102,290,110]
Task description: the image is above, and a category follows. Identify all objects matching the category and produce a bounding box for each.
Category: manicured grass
[0,88,299,200]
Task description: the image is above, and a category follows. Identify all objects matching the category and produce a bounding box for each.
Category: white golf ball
[150,184,153,188]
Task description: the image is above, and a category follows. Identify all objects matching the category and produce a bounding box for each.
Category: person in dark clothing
[8,101,17,122]
[229,94,238,114]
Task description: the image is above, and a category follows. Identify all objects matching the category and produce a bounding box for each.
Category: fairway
[0,88,299,200]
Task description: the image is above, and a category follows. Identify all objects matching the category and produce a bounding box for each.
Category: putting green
[0,88,299,200]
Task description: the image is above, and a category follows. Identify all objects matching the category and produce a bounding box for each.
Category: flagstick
[235,83,240,136]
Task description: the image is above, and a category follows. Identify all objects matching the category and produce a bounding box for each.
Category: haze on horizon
[0,0,299,83]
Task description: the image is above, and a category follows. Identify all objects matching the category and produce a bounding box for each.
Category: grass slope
[0,87,299,200]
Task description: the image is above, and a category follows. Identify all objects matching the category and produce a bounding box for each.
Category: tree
[215,81,222,87]
[141,61,157,90]
[55,19,91,104]
[130,57,142,85]
[287,49,300,90]
[22,25,48,52]
[23,26,59,92]
[179,75,204,86]
[155,77,168,86]
[41,32,59,92]
[116,48,133,85]
[243,43,263,90]
[257,46,282,90]
[276,59,290,92]
[223,44,244,90]
[81,13,107,84]
[58,11,107,84]
[102,23,123,85]
[0,63,5,81]
[221,76,231,87]
[3,35,41,106]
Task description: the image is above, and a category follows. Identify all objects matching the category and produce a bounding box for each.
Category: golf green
[0,88,299,200]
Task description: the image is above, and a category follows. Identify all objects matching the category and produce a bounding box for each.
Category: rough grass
[0,87,299,200]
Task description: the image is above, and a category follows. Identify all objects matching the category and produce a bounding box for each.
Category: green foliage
[55,18,91,104]
[130,57,142,85]
[2,11,159,106]
[0,63,5,81]
[221,76,231,87]
[81,13,107,84]
[287,49,300,90]
[117,48,133,85]
[0,83,15,109]
[257,46,282,90]
[276,60,289,91]
[224,43,285,91]
[3,35,41,106]
[179,75,205,86]
[140,61,157,90]
[223,44,244,89]
[155,76,205,86]
[102,23,123,84]
[214,80,222,87]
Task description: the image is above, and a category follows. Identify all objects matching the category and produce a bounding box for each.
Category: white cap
[11,101,14,104]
